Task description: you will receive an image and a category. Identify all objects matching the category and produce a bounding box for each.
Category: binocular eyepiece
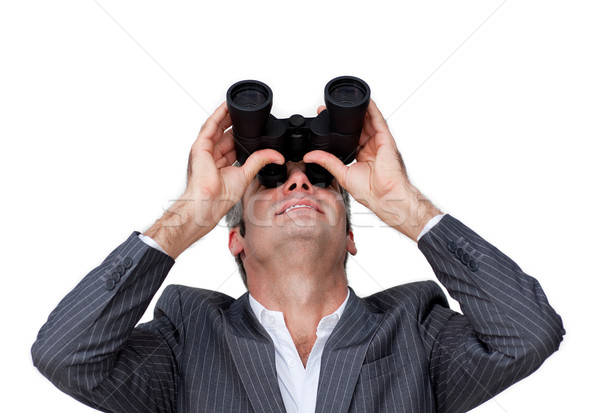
[226,76,370,188]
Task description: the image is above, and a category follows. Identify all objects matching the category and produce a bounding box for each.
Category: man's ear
[228,227,245,257]
[346,229,357,256]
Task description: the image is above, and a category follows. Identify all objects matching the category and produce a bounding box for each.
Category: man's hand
[144,102,284,258]
[303,99,441,241]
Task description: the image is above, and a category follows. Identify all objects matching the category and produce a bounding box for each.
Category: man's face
[228,161,356,272]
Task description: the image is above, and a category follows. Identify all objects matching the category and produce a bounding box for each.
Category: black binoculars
[226,76,370,188]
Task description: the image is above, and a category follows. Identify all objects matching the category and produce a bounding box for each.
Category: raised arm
[417,215,564,412]
[303,99,441,241]
[306,99,564,411]
[31,103,283,412]
[143,102,284,258]
[31,234,178,412]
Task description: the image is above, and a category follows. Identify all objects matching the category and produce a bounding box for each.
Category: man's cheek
[245,194,275,227]
[323,191,347,229]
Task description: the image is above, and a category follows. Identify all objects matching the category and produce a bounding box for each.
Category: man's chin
[275,220,330,241]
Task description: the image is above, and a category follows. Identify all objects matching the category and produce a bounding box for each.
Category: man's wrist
[417,213,446,241]
[384,187,442,242]
[139,233,168,255]
[143,199,210,259]
[396,205,442,242]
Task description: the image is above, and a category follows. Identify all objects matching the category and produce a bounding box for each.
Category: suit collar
[223,293,287,413]
[223,288,383,413]
[316,287,385,413]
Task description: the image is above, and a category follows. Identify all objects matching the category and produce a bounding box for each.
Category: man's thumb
[241,149,285,185]
[303,150,349,189]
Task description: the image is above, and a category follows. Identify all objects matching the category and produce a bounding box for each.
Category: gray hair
[225,185,352,287]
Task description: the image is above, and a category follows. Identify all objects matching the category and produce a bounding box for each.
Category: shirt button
[287,359,297,367]
[265,315,276,327]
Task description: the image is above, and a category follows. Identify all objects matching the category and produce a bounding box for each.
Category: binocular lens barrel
[325,76,371,135]
[329,81,367,105]
[227,80,273,138]
[230,85,270,108]
[226,76,370,188]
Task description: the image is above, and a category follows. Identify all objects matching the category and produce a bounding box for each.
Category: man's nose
[282,163,314,194]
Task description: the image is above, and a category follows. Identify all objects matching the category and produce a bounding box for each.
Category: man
[32,99,564,413]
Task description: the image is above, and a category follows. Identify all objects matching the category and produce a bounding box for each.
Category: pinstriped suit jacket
[32,215,564,413]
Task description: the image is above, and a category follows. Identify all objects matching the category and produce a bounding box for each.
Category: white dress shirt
[248,291,349,413]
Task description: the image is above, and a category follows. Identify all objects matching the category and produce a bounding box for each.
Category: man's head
[225,161,355,287]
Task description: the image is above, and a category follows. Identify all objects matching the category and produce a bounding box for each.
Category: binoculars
[226,76,370,188]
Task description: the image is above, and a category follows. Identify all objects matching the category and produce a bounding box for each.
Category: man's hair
[225,185,352,287]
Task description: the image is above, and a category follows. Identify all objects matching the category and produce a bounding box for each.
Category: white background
[1,1,598,411]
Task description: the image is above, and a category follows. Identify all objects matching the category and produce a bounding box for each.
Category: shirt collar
[248,289,350,332]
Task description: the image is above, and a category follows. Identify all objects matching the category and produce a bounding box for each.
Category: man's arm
[304,99,442,241]
[418,215,564,412]
[31,233,179,412]
[142,102,284,259]
[31,103,283,411]
[306,99,564,410]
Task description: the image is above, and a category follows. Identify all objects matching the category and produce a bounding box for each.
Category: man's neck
[247,265,348,366]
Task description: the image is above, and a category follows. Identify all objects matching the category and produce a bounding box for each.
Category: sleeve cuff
[417,213,446,242]
[138,234,168,255]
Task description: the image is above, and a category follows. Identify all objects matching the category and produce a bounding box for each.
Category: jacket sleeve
[417,215,564,413]
[31,232,181,413]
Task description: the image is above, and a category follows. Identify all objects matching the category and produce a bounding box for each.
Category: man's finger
[361,111,377,139]
[213,113,232,139]
[198,102,232,141]
[240,149,285,186]
[214,148,237,169]
[366,99,385,125]
[226,149,238,165]
[366,99,390,136]
[317,105,326,115]
[213,130,235,159]
[303,150,349,189]
[358,130,372,149]
[364,99,399,151]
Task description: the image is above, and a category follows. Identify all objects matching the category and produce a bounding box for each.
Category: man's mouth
[283,204,316,214]
[276,198,323,215]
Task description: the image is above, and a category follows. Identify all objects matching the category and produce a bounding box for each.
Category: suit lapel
[316,288,385,413]
[223,293,286,413]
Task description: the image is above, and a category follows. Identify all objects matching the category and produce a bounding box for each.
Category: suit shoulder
[156,284,236,315]
[362,280,449,313]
